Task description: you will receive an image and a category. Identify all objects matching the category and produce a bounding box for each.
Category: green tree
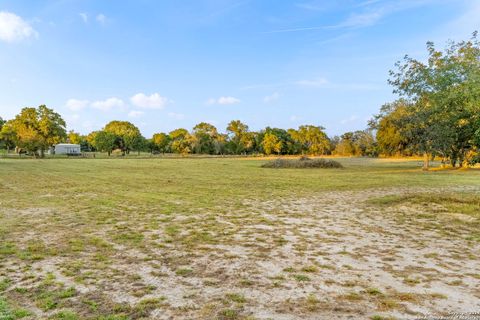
[92,131,116,156]
[151,133,171,154]
[169,128,192,154]
[0,121,16,153]
[260,127,291,154]
[226,120,251,154]
[86,131,99,151]
[192,122,218,154]
[261,132,282,155]
[370,100,413,156]
[214,133,228,155]
[334,133,355,156]
[104,121,143,155]
[292,125,330,155]
[389,32,480,168]
[67,130,82,144]
[351,130,378,157]
[4,105,66,157]
[286,129,303,154]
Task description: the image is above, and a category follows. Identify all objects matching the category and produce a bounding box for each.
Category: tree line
[1,33,479,167]
[0,110,377,157]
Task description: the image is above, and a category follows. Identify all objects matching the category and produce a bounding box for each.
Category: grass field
[0,157,479,319]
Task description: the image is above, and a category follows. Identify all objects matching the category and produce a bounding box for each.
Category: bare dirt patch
[1,187,480,319]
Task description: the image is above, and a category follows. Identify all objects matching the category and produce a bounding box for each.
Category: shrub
[261,157,343,169]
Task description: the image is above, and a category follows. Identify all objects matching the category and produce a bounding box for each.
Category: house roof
[55,143,81,147]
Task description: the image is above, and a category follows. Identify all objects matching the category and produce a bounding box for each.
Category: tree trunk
[422,153,429,171]
[458,151,465,168]
[40,149,45,158]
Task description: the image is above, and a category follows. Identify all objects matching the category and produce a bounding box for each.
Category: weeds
[261,158,343,169]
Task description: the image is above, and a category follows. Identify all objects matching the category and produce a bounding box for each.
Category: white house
[53,143,81,155]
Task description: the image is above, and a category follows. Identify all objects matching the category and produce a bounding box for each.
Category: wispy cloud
[96,14,107,25]
[296,78,329,87]
[198,0,250,23]
[443,0,480,38]
[0,11,38,43]
[206,96,241,105]
[263,92,280,103]
[262,25,327,34]
[265,0,435,33]
[79,13,88,24]
[335,10,386,29]
[243,78,380,92]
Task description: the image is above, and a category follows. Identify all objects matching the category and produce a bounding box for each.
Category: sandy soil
[1,187,480,319]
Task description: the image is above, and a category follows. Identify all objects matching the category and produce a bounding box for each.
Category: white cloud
[128,110,144,118]
[96,14,107,24]
[218,96,240,105]
[91,97,124,111]
[130,93,169,109]
[339,11,384,28]
[296,78,329,87]
[0,11,38,43]
[263,92,280,103]
[66,99,89,111]
[79,13,88,24]
[168,112,185,120]
[207,96,241,105]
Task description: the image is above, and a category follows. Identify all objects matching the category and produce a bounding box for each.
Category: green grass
[0,157,478,208]
[368,193,480,217]
[0,157,479,318]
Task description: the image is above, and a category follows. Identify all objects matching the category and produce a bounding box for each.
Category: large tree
[67,130,82,144]
[389,32,480,168]
[169,128,192,154]
[3,105,66,157]
[104,121,143,155]
[351,130,378,157]
[192,122,218,154]
[226,120,253,154]
[292,125,330,155]
[334,132,355,156]
[261,132,282,155]
[151,133,171,154]
[0,118,16,153]
[370,100,413,156]
[260,127,291,155]
[92,130,116,156]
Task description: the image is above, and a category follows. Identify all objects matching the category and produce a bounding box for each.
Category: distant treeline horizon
[1,33,480,168]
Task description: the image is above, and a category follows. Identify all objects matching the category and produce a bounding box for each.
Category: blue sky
[0,0,479,137]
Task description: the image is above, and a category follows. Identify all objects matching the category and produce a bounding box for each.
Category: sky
[0,0,479,137]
